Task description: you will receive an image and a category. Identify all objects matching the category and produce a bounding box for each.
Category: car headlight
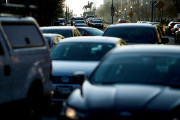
[66,108,77,119]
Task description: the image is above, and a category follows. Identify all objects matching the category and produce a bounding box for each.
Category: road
[168,35,180,45]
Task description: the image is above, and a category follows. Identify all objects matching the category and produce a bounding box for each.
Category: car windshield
[76,21,85,23]
[103,27,156,43]
[93,21,102,23]
[41,29,72,38]
[87,28,104,35]
[91,54,180,86]
[59,20,65,23]
[51,42,115,61]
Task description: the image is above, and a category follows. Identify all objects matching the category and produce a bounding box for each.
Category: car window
[87,29,103,36]
[51,42,115,61]
[42,29,73,38]
[103,27,156,43]
[91,54,180,86]
[3,24,44,49]
[78,29,86,36]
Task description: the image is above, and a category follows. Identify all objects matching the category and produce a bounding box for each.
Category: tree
[7,0,65,26]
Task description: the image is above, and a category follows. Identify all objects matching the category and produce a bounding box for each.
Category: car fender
[67,88,87,111]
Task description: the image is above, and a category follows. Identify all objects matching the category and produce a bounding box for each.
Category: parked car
[171,24,180,36]
[74,20,87,27]
[40,26,81,38]
[50,36,126,104]
[61,45,180,120]
[43,33,64,48]
[103,23,169,44]
[77,27,104,36]
[165,21,180,35]
[89,19,104,29]
[58,18,67,26]
[0,16,52,119]
[118,18,126,23]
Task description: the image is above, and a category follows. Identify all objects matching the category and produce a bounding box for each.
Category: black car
[103,23,169,44]
[61,45,180,120]
[89,19,104,29]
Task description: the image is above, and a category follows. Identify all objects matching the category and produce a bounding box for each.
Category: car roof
[108,23,154,28]
[0,16,35,22]
[59,36,122,44]
[110,45,180,54]
[77,27,102,30]
[43,33,64,37]
[40,26,76,30]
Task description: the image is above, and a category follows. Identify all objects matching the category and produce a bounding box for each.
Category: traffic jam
[0,0,180,120]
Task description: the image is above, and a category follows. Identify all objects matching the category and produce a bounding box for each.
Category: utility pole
[151,0,154,22]
[111,0,114,24]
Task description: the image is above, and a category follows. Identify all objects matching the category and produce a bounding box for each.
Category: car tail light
[176,28,179,30]
[170,25,173,28]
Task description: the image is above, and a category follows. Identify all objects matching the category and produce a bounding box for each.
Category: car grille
[52,76,82,84]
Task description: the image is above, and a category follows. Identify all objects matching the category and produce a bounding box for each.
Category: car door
[0,32,12,104]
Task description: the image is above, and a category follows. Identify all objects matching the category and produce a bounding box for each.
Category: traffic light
[111,6,115,16]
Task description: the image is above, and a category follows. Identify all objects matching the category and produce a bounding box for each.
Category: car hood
[52,61,99,77]
[76,81,180,111]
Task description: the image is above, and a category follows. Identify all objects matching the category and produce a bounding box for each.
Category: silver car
[50,36,126,103]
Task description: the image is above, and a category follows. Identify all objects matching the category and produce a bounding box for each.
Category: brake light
[170,25,173,28]
[176,28,179,30]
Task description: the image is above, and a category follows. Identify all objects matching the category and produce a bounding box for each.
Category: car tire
[23,82,43,120]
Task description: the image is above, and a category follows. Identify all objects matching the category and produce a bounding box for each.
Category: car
[118,18,126,23]
[58,18,67,26]
[74,20,87,27]
[103,23,169,44]
[43,33,64,48]
[50,36,126,104]
[171,24,180,36]
[70,17,84,26]
[89,19,104,29]
[77,27,104,36]
[0,16,52,119]
[165,21,180,35]
[40,26,81,38]
[61,45,180,120]
[86,17,94,26]
[146,22,162,26]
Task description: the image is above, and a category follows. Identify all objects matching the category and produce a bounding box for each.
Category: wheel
[23,83,43,120]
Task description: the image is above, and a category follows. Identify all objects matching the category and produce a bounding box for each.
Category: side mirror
[73,71,86,86]
[161,36,169,44]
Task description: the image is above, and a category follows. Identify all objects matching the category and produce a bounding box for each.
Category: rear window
[103,27,156,43]
[3,24,44,49]
[41,29,73,38]
[51,42,115,61]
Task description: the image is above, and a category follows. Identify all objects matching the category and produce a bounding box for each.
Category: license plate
[56,86,72,94]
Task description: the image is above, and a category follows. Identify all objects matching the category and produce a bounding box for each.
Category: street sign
[129,12,133,17]
[155,1,164,9]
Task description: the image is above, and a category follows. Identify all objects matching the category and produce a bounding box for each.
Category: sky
[65,0,104,16]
